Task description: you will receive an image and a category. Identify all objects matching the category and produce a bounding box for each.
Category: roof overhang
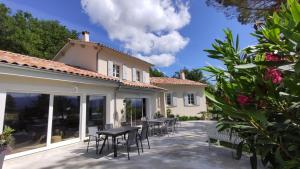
[0,63,118,87]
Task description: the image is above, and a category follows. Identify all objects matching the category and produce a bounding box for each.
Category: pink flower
[264,68,283,84]
[265,53,281,62]
[237,95,250,106]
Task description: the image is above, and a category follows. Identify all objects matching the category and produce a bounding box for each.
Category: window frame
[166,93,172,106]
[187,93,195,105]
[113,64,120,78]
[136,70,141,82]
[3,92,51,154]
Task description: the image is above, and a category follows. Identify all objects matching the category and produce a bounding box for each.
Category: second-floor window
[113,64,120,78]
[166,93,172,106]
[187,93,195,105]
[136,71,141,82]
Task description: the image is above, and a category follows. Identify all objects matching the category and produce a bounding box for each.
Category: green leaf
[275,147,284,167]
[288,0,300,24]
[234,63,257,69]
[295,61,300,73]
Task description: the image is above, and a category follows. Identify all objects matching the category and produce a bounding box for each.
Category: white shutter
[196,92,201,106]
[172,92,177,107]
[183,93,188,106]
[142,71,150,83]
[107,60,113,77]
[132,68,137,81]
[145,72,150,83]
[122,65,127,80]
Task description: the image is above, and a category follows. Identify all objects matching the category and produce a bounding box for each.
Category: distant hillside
[0,3,78,60]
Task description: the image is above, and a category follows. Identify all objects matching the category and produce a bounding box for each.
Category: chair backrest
[105,124,113,130]
[88,126,98,136]
[167,119,174,127]
[140,125,148,140]
[174,118,177,125]
[127,129,138,145]
[142,121,148,127]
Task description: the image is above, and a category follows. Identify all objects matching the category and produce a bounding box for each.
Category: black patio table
[97,126,140,157]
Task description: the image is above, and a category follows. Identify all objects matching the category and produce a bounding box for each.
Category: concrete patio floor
[4,121,263,169]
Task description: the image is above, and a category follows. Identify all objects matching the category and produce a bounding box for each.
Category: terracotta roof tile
[0,50,165,90]
[150,77,207,87]
[0,50,118,81]
[121,80,166,90]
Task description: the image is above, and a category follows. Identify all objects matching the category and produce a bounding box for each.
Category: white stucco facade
[0,35,207,159]
[0,64,161,159]
[158,85,207,117]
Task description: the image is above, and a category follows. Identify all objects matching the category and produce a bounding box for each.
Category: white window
[136,71,141,82]
[113,64,120,78]
[187,93,195,105]
[166,93,172,106]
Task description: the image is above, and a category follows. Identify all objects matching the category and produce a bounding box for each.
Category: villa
[0,31,207,159]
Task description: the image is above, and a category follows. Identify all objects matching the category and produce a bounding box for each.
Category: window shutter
[183,93,188,106]
[142,71,150,83]
[196,92,201,106]
[107,60,113,76]
[132,68,137,81]
[122,65,127,80]
[172,92,177,107]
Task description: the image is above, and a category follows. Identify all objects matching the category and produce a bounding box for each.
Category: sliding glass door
[4,93,50,154]
[52,96,80,143]
[125,98,146,126]
[86,96,106,132]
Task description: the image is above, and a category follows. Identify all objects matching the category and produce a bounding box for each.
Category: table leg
[112,136,117,157]
[99,135,107,154]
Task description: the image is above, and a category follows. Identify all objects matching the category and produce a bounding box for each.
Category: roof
[0,50,117,81]
[150,77,207,87]
[54,39,154,66]
[121,80,166,90]
[0,50,164,90]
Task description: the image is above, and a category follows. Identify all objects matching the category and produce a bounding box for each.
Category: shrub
[203,1,300,168]
[166,109,175,118]
[177,115,201,121]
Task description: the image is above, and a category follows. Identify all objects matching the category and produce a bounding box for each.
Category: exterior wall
[0,73,115,159]
[0,71,160,159]
[56,43,151,83]
[56,44,97,72]
[97,48,150,82]
[158,85,207,117]
[114,89,159,127]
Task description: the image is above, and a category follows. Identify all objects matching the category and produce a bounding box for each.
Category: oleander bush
[202,0,300,168]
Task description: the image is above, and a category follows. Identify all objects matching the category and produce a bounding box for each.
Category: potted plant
[0,126,14,169]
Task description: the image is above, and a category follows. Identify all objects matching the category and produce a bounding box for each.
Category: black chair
[118,129,140,160]
[86,126,101,154]
[139,124,150,152]
[103,124,113,150]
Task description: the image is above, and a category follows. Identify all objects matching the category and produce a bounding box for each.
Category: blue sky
[0,0,256,78]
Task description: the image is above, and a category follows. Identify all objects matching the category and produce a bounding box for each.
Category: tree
[173,68,206,82]
[149,67,165,77]
[0,3,78,60]
[206,0,286,24]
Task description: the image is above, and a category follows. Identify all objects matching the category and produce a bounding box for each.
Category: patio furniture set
[86,118,178,160]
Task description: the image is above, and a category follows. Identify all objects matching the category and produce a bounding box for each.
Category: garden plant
[203,0,300,168]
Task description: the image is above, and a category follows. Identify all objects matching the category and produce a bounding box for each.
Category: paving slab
[3,121,264,169]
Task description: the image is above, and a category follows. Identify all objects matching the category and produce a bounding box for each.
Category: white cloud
[81,0,190,67]
[136,53,176,67]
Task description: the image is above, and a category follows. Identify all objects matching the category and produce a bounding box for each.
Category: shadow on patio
[4,121,261,169]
